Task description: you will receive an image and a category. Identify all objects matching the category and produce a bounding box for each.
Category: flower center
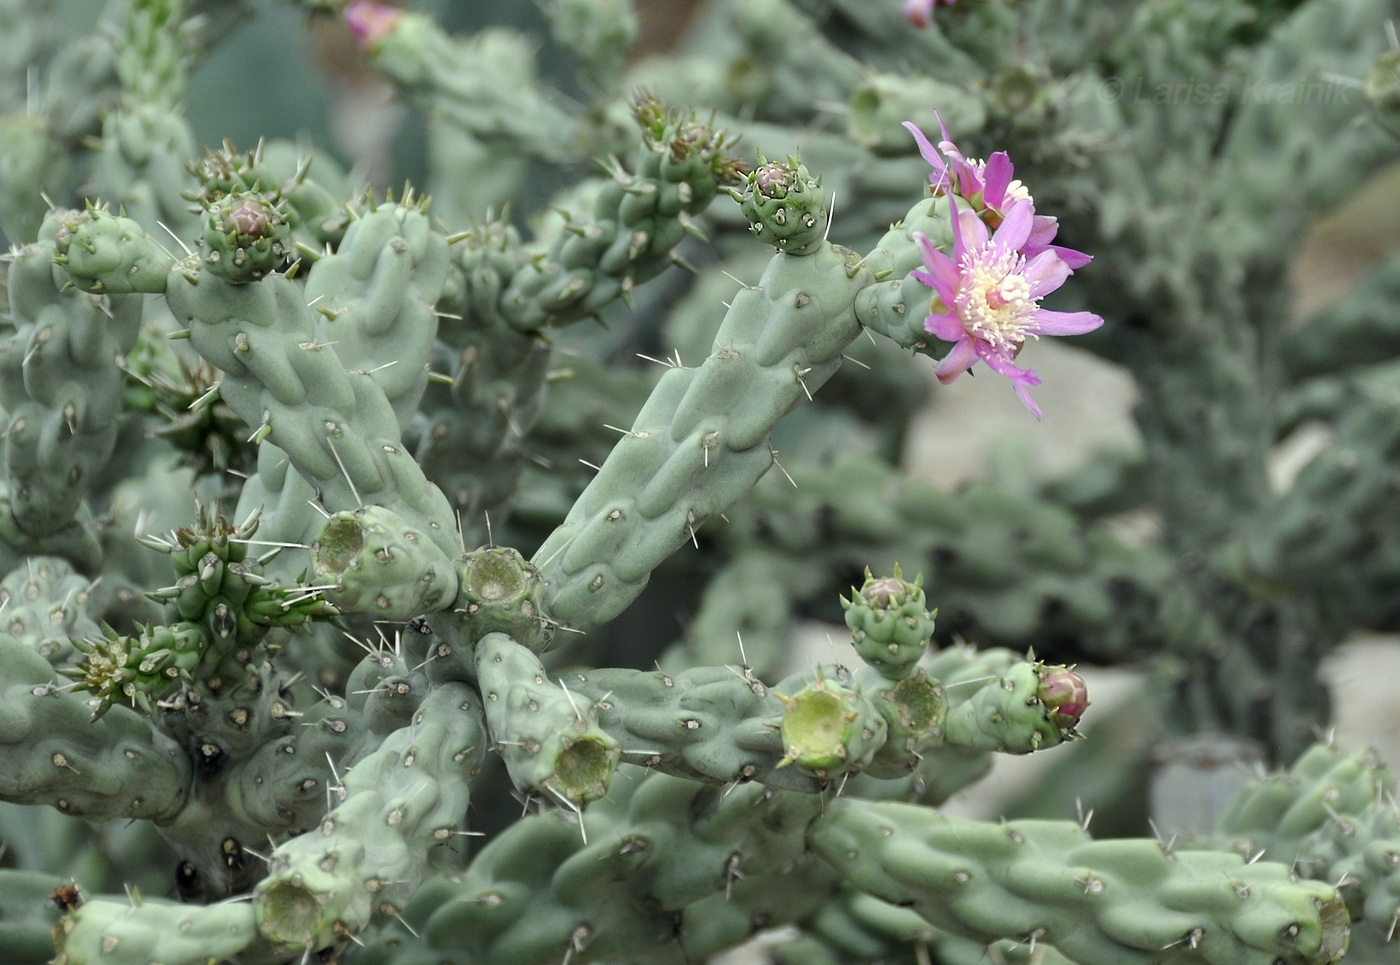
[954,246,1038,351]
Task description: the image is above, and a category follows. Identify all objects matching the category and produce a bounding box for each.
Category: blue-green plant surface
[0,0,1399,962]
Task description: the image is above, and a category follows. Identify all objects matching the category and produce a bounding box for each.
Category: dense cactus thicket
[0,0,1399,962]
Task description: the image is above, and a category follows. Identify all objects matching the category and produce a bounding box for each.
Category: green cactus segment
[847,74,986,154]
[200,191,291,284]
[1214,742,1400,943]
[254,681,486,949]
[91,0,199,237]
[451,98,743,335]
[776,673,888,775]
[811,799,1351,965]
[353,6,578,164]
[843,565,936,679]
[160,266,460,562]
[854,196,956,350]
[409,770,826,963]
[0,217,140,552]
[303,198,449,428]
[50,206,177,296]
[546,0,638,97]
[534,216,873,629]
[475,632,620,804]
[0,556,98,666]
[0,868,67,963]
[0,113,67,246]
[930,645,1087,754]
[432,545,552,657]
[0,631,190,822]
[559,664,825,793]
[312,506,458,620]
[52,895,261,965]
[737,156,829,255]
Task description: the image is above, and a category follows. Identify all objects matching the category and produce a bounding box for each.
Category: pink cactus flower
[904,119,1091,269]
[903,0,956,28]
[912,200,1103,419]
[345,1,404,52]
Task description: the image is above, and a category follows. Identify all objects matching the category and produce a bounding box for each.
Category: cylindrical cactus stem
[1212,741,1400,944]
[301,196,449,431]
[930,644,1088,754]
[0,631,190,823]
[49,206,178,296]
[842,564,937,679]
[544,0,638,99]
[345,1,579,163]
[157,256,461,564]
[810,799,1352,965]
[533,156,874,630]
[0,868,67,962]
[0,555,99,667]
[253,681,487,951]
[400,769,827,964]
[52,893,264,965]
[475,631,621,805]
[0,213,141,551]
[557,663,824,792]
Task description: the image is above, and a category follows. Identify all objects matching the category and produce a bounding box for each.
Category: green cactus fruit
[859,667,945,778]
[475,632,620,804]
[451,545,552,653]
[776,670,888,776]
[735,155,828,255]
[842,565,936,679]
[312,506,459,620]
[201,190,290,283]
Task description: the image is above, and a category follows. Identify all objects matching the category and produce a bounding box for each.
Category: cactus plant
[0,0,1398,963]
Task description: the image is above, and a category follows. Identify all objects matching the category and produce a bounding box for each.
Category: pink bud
[1039,666,1089,726]
[345,1,404,52]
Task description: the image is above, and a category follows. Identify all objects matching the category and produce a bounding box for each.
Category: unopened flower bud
[1039,666,1089,727]
[345,1,404,52]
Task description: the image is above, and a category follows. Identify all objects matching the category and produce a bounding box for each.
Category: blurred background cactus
[1,0,1400,963]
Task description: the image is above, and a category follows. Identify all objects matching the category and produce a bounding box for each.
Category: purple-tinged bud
[1039,666,1089,727]
[345,1,404,52]
[227,198,274,241]
[754,161,795,199]
[860,576,911,609]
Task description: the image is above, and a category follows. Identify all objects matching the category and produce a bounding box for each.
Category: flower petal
[1013,381,1045,420]
[1023,251,1071,299]
[933,336,978,384]
[991,199,1033,252]
[913,232,959,303]
[1029,309,1105,336]
[1045,244,1092,269]
[903,122,948,187]
[924,310,965,342]
[982,152,1014,209]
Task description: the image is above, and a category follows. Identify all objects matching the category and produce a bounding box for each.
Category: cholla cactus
[0,0,1397,963]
